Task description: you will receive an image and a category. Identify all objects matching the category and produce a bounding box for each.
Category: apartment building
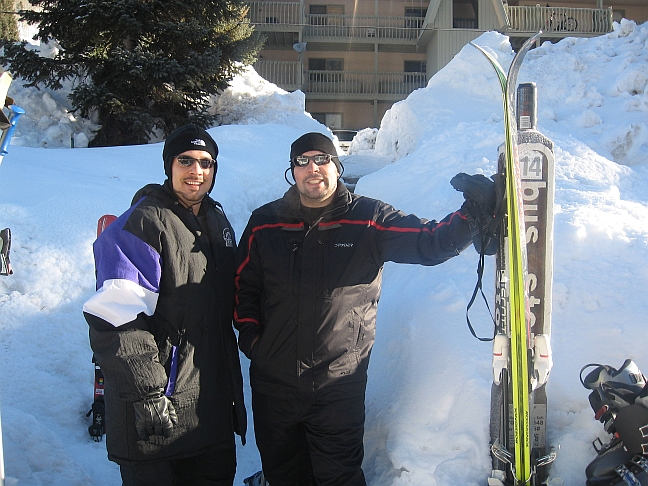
[247,0,647,131]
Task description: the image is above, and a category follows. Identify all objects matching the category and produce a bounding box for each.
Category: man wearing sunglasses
[236,132,497,486]
[84,124,246,485]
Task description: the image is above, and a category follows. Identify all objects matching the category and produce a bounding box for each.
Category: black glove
[450,172,504,256]
[133,390,178,441]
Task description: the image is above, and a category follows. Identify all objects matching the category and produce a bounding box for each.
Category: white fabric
[83,278,159,327]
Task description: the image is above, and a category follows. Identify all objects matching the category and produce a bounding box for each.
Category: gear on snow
[581,359,648,486]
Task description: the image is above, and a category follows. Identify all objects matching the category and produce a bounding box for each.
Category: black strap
[465,221,496,341]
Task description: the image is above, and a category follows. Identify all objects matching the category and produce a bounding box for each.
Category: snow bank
[347,127,378,154]
[373,22,648,168]
[216,66,316,129]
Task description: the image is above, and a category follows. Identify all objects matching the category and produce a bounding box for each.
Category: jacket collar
[280,182,352,222]
[131,180,216,215]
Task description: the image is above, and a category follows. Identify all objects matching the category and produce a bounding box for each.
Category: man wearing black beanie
[84,124,246,486]
[236,132,499,486]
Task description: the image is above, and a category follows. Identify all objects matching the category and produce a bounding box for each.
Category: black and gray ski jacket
[234,183,472,402]
[83,181,246,463]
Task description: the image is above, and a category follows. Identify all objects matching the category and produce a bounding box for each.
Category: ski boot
[586,447,648,486]
[581,360,647,435]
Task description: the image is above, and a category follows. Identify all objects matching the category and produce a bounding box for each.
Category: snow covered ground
[0,19,648,485]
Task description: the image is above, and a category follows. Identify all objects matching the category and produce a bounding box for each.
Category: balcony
[504,5,613,37]
[253,61,427,100]
[247,1,301,28]
[254,60,303,91]
[246,2,424,43]
[307,70,427,99]
[305,14,425,42]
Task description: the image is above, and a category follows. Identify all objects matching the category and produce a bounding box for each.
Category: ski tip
[97,214,117,237]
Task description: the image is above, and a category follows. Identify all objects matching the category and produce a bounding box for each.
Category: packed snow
[1,19,648,485]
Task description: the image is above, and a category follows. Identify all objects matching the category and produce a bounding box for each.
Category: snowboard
[87,214,117,441]
[470,33,557,485]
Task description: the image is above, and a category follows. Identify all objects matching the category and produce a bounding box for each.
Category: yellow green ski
[470,33,541,485]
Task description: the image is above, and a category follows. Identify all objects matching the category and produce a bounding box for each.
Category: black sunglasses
[291,154,335,167]
[176,156,215,169]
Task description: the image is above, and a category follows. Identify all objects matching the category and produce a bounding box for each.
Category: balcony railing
[248,1,301,25]
[253,62,428,97]
[254,60,303,91]
[305,14,425,41]
[505,5,613,35]
[246,2,424,41]
[307,70,426,96]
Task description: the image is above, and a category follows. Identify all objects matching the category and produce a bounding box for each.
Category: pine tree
[0,0,18,41]
[0,0,263,146]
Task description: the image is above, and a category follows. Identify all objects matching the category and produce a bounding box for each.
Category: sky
[0,18,647,486]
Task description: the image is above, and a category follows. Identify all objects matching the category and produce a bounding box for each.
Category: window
[404,60,426,73]
[310,113,343,130]
[309,58,344,82]
[310,5,344,25]
[309,58,343,71]
[404,61,427,90]
[453,0,478,29]
[311,113,327,125]
[405,7,426,29]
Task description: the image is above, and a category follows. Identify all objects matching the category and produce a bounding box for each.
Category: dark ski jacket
[83,181,246,464]
[234,183,472,402]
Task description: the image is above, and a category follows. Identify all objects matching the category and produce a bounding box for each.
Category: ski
[86,214,117,441]
[471,33,557,485]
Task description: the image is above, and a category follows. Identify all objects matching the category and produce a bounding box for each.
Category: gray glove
[133,391,178,441]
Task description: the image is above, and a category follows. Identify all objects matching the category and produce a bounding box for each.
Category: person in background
[83,124,246,486]
[237,132,497,486]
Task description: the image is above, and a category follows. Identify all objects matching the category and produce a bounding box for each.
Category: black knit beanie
[163,124,219,179]
[290,132,341,173]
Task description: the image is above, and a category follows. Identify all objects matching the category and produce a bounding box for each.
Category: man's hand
[450,173,497,217]
[133,391,178,441]
[451,172,504,255]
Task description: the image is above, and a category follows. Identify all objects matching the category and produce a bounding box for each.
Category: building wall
[305,100,393,129]
[429,0,501,28]
[620,7,648,23]
[426,29,482,74]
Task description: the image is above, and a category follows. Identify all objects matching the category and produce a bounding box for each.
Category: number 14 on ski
[470,33,559,486]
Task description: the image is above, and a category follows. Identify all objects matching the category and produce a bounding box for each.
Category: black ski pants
[252,391,367,486]
[119,445,236,486]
